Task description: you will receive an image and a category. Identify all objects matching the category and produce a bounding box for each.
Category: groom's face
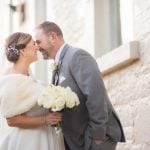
[34,29,53,59]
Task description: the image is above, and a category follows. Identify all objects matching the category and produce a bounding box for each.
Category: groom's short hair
[36,21,63,37]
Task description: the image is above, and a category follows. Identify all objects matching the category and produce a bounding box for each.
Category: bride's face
[23,39,38,63]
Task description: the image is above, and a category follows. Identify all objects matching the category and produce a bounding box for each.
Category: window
[94,0,121,57]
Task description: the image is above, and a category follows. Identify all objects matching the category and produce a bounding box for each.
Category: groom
[34,21,125,150]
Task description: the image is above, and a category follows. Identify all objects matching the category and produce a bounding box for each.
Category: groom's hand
[45,112,62,125]
[93,139,103,145]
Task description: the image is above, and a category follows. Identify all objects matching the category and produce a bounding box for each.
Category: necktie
[52,68,59,85]
[52,45,68,85]
[52,60,62,86]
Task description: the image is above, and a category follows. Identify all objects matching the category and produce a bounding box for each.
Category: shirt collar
[55,43,67,64]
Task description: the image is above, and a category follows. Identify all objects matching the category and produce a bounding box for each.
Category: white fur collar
[0,74,44,118]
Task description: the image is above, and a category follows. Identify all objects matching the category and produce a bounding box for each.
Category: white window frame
[95,0,138,75]
[97,41,139,75]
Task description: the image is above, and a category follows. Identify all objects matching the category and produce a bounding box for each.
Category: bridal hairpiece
[6,46,20,56]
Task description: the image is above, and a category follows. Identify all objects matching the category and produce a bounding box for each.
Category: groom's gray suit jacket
[57,44,125,150]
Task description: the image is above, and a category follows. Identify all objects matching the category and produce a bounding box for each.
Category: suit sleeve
[70,50,109,140]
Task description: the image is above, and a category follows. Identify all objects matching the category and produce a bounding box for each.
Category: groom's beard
[43,54,49,59]
[41,52,49,59]
[39,49,50,59]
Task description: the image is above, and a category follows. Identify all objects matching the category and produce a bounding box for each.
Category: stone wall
[103,0,150,149]
[104,62,150,150]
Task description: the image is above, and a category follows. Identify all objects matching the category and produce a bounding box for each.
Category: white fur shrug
[0,74,44,118]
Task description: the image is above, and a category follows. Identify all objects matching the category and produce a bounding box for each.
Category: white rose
[37,84,80,111]
[64,87,80,108]
[51,97,65,111]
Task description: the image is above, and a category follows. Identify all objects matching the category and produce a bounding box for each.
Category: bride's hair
[5,32,32,63]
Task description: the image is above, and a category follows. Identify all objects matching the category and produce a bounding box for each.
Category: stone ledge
[96,41,139,75]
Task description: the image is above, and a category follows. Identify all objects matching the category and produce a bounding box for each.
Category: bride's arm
[6,112,62,129]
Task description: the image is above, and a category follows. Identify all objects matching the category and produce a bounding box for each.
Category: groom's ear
[49,32,57,41]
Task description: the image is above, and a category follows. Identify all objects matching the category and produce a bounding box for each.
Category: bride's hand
[45,112,62,125]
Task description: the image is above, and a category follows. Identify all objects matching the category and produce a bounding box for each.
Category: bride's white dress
[0,105,65,150]
[0,74,65,150]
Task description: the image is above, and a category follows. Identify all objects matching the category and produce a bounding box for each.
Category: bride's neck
[11,61,30,75]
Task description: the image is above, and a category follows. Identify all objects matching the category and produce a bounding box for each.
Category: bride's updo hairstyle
[5,32,32,63]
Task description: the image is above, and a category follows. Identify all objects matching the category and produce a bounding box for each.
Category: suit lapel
[59,44,69,64]
[52,44,69,85]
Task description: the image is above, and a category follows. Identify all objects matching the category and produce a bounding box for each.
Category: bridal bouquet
[38,84,80,111]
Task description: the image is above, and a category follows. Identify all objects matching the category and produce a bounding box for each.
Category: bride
[0,32,65,150]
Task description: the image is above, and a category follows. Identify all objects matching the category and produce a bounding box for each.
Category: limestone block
[117,142,142,150]
[104,65,150,106]
[133,1,150,38]
[134,97,150,144]
[141,144,150,150]
[116,105,133,127]
[123,127,134,142]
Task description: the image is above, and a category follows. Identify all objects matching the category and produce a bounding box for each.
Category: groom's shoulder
[68,45,90,57]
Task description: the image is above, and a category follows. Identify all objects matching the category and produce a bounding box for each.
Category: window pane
[94,0,121,57]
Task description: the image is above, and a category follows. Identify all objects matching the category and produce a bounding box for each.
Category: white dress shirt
[55,43,67,64]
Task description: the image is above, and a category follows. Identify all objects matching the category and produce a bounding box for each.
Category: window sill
[96,41,139,75]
